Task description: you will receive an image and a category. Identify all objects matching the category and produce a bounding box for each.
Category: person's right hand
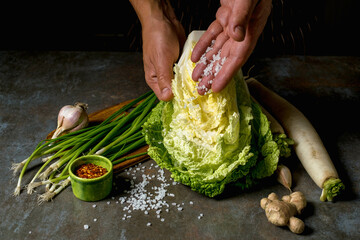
[191,0,272,95]
[142,17,185,101]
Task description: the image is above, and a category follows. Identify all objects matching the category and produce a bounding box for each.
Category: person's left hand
[191,0,272,95]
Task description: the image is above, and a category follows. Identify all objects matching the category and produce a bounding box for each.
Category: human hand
[191,0,272,95]
[142,17,185,101]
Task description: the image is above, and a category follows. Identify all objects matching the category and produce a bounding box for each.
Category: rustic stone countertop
[0,51,359,240]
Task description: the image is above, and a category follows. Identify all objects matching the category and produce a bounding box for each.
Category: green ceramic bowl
[69,155,113,202]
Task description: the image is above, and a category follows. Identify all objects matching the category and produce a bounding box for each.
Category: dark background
[0,0,359,56]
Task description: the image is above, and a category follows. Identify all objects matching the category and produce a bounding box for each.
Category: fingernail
[162,87,170,94]
[161,87,173,101]
[234,26,245,41]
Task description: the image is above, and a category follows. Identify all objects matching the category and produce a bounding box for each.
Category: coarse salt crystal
[84,225,89,230]
[92,204,97,208]
[147,222,152,227]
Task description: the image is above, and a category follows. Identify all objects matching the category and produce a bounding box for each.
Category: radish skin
[246,78,344,201]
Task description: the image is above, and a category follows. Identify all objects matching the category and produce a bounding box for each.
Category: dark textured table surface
[1,51,359,240]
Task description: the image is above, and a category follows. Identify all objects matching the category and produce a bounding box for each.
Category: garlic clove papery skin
[276,164,292,192]
[52,102,89,139]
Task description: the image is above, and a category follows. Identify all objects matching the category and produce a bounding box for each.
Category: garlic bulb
[52,102,89,139]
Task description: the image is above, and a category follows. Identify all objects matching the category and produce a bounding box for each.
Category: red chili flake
[75,163,108,179]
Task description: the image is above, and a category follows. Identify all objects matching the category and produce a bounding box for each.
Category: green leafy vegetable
[143,31,289,197]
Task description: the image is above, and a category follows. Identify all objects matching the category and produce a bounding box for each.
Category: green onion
[13,91,156,202]
[112,152,148,165]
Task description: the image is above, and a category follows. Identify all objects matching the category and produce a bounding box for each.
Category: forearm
[129,0,176,27]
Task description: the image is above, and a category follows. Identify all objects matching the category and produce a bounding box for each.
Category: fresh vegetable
[12,91,155,202]
[251,96,294,158]
[276,164,292,192]
[52,102,89,139]
[143,31,292,197]
[260,191,307,234]
[246,78,345,201]
[250,96,285,135]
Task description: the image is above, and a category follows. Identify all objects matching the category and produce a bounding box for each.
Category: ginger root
[260,191,307,234]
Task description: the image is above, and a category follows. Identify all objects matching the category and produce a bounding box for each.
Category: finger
[211,53,243,93]
[227,0,258,41]
[212,6,270,94]
[193,32,229,82]
[215,4,230,28]
[192,59,208,81]
[191,21,223,63]
[144,68,162,100]
[205,32,229,60]
[251,0,272,25]
[197,74,213,95]
[154,58,174,101]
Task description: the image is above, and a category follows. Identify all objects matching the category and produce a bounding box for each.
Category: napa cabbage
[143,31,288,197]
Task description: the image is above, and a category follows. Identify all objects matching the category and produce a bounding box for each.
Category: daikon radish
[247,78,344,201]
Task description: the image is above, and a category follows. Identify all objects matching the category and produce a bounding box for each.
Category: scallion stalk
[109,138,146,161]
[111,152,148,165]
[93,94,156,155]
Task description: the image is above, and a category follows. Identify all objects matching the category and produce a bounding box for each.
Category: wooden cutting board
[47,99,150,173]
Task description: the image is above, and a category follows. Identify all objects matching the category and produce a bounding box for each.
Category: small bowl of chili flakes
[69,155,113,201]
